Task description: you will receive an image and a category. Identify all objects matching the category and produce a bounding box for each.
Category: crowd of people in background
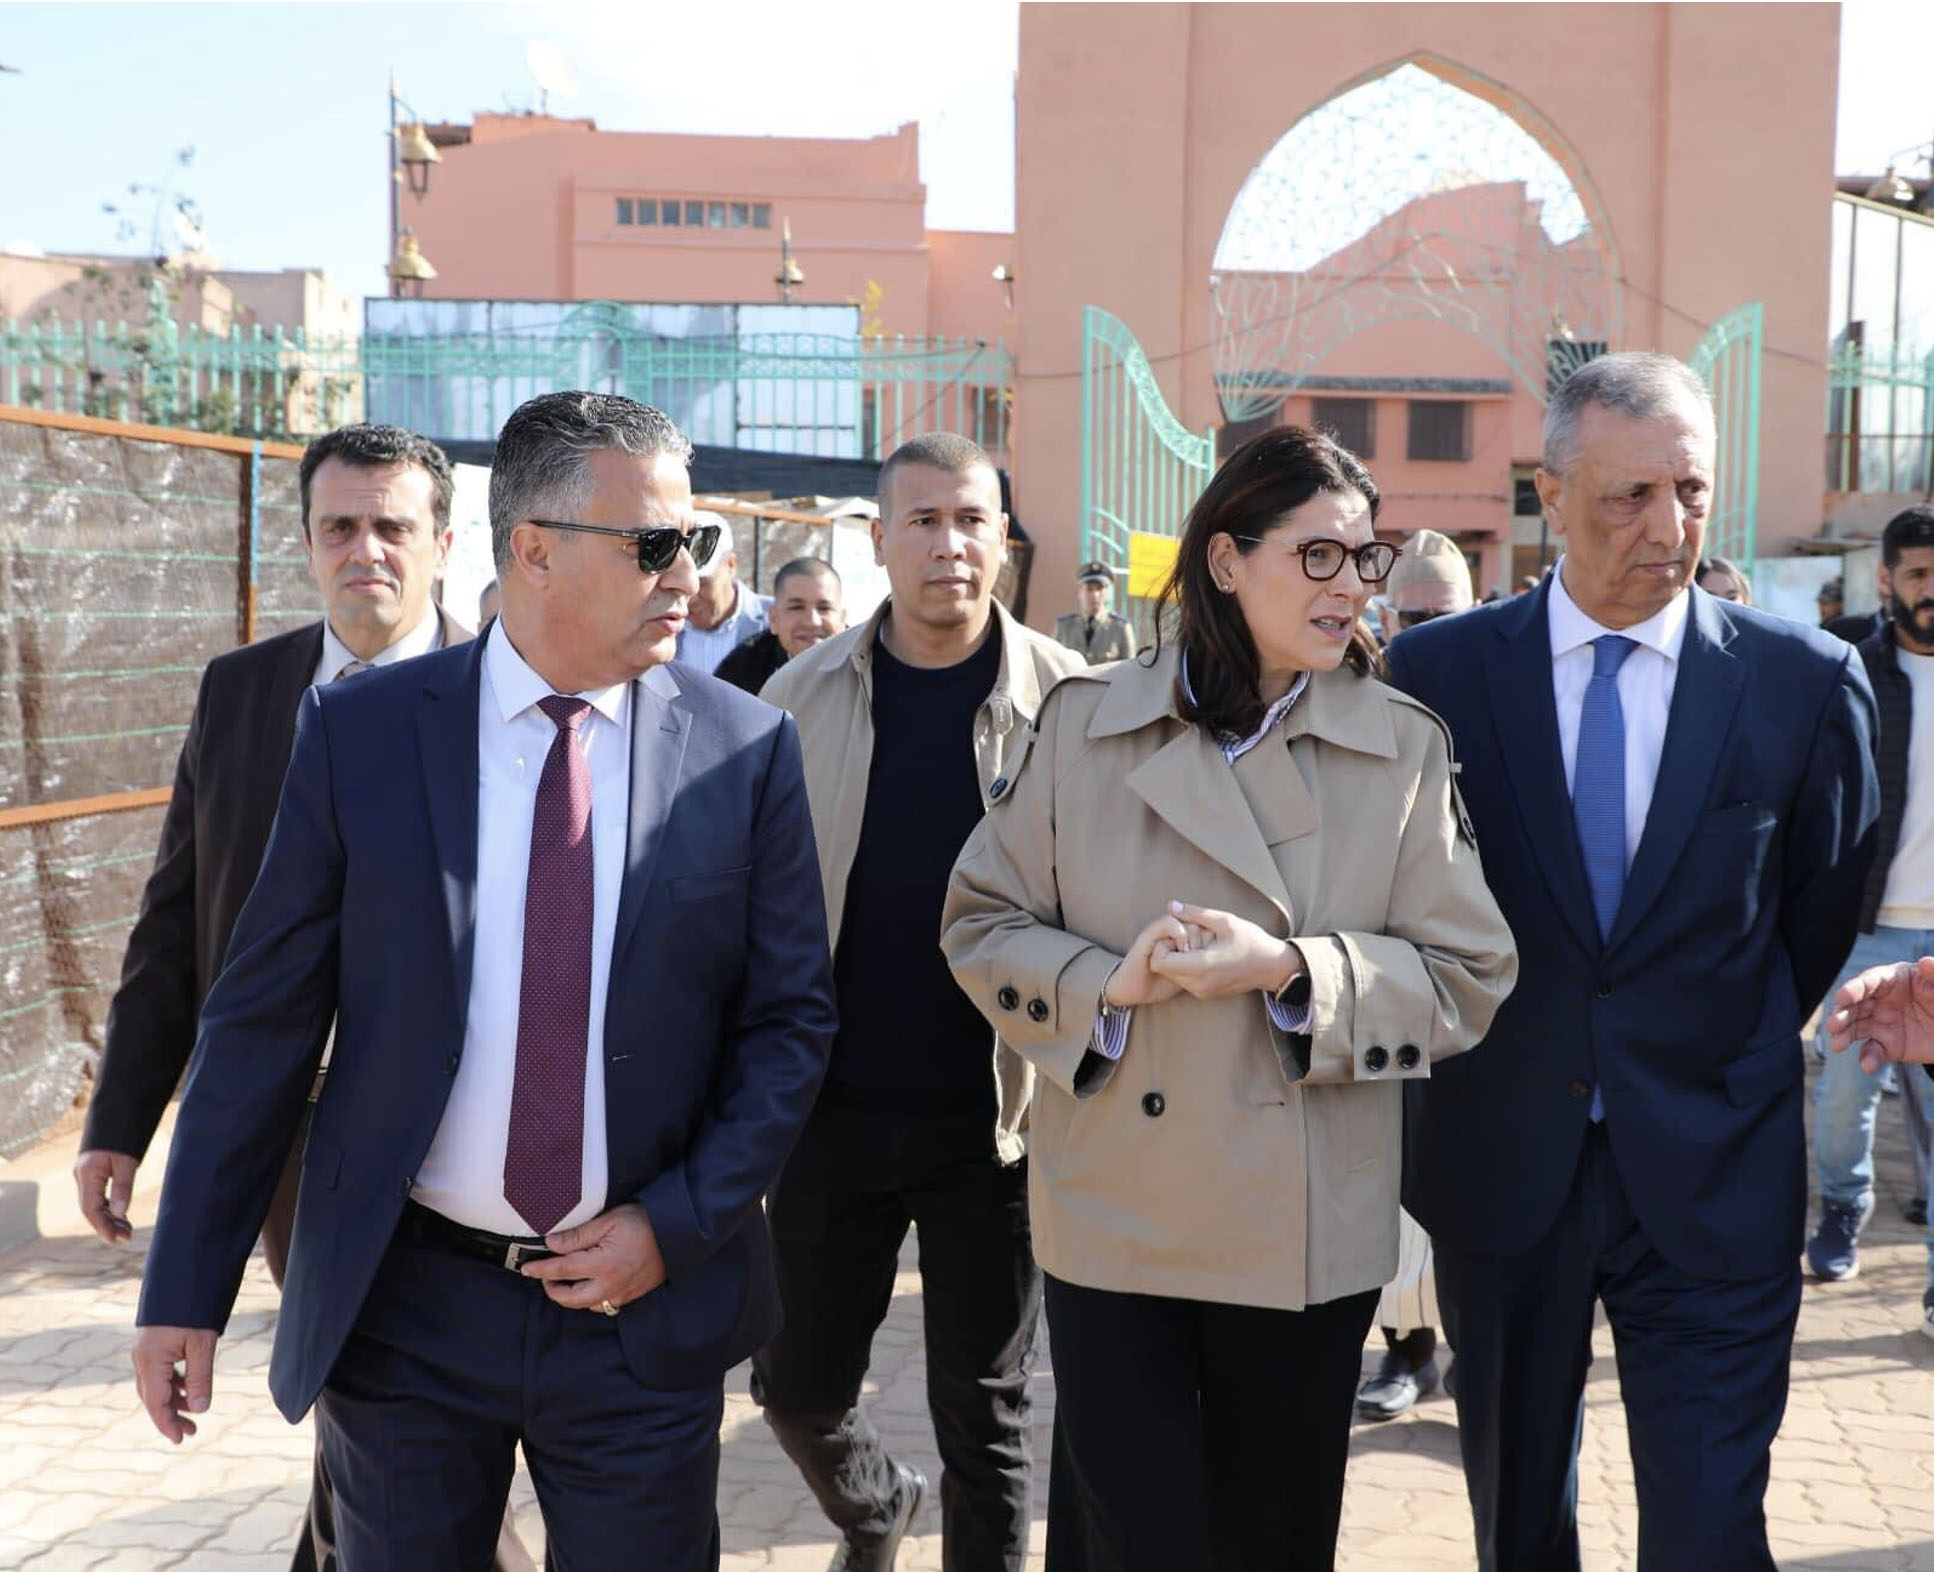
[74,347,1923,1572]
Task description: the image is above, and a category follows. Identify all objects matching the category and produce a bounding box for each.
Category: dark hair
[298,423,453,538]
[488,391,693,568]
[1154,425,1382,741]
[877,431,997,516]
[773,555,840,595]
[1883,505,1934,569]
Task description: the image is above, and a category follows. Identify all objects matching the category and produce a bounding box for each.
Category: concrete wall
[1013,2,1840,620]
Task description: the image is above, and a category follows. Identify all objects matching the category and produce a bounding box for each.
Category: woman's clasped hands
[1101,900,1303,1009]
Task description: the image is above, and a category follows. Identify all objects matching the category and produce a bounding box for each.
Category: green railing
[0,317,361,439]
[1826,340,1934,495]
[1687,303,1763,566]
[0,308,1012,461]
[1079,306,1215,630]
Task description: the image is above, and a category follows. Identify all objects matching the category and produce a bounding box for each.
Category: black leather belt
[401,1200,557,1273]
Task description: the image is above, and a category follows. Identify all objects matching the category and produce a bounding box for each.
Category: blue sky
[0,0,1927,314]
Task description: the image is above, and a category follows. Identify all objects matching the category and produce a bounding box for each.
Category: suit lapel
[265,624,325,770]
[415,640,484,1003]
[1607,592,1744,952]
[611,665,691,967]
[1488,586,1602,956]
[1126,724,1294,924]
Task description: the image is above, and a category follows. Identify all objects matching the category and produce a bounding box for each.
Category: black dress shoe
[1906,1196,1929,1227]
[1356,1348,1440,1421]
[827,1462,926,1572]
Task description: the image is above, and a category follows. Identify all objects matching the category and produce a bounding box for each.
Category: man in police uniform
[1053,561,1137,665]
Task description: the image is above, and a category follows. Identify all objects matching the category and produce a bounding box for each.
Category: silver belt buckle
[503,1242,540,1272]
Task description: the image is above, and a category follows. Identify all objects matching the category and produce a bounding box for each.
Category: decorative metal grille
[1209,61,1622,421]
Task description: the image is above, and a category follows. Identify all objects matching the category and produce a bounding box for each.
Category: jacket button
[1568,1080,1591,1100]
[1142,1092,1166,1118]
[446,1053,460,1075]
[399,1176,414,1197]
[1396,1044,1421,1071]
[996,986,1020,1011]
[988,777,1008,800]
[1596,980,1613,999]
[1027,997,1050,1022]
[1364,1046,1390,1073]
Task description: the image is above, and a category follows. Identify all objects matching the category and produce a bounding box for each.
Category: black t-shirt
[823,622,1004,1118]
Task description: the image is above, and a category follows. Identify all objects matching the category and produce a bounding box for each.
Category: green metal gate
[1079,307,1214,624]
[1687,303,1763,567]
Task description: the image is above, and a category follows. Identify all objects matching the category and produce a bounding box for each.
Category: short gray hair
[488,391,694,568]
[1542,352,1712,474]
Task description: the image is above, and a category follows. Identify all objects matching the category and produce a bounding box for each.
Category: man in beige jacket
[756,433,1084,1571]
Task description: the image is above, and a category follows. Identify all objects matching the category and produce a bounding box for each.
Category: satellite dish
[526,41,579,113]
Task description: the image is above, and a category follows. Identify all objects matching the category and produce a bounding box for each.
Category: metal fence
[1826,341,1934,495]
[0,308,1013,462]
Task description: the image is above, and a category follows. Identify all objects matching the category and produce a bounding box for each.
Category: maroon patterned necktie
[503,694,594,1237]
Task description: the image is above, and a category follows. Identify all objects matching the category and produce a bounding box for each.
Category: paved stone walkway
[4,1056,1934,1570]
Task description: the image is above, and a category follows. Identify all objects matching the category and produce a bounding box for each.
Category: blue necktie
[1574,635,1636,940]
[1574,635,1634,1125]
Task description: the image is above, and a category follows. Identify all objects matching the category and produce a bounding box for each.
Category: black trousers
[315,1223,723,1572]
[751,1102,1041,1571]
[1435,1123,1800,1572]
[1042,1274,1379,1572]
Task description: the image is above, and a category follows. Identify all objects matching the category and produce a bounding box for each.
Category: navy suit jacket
[1386,582,1878,1281]
[137,638,838,1422]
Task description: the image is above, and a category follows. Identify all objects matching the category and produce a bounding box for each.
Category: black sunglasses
[529,520,722,574]
[1231,535,1400,585]
[1396,607,1447,629]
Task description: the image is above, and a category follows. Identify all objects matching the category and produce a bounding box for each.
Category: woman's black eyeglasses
[1231,535,1400,585]
[529,520,722,574]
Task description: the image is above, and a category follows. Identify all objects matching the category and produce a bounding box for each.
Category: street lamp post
[775,219,805,305]
[1863,137,1934,212]
[387,71,442,298]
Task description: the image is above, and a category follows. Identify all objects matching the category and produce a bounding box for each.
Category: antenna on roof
[525,41,579,116]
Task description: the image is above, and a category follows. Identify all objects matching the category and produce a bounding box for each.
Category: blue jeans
[1813,926,1934,1278]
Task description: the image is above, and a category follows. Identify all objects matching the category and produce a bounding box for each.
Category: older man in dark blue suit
[1386,353,1878,1572]
[131,392,837,1570]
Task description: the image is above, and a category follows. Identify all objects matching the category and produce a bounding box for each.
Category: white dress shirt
[312,600,442,686]
[1547,562,1690,870]
[412,620,632,1236]
[675,582,772,675]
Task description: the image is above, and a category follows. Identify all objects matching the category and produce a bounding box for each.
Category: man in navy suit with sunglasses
[132,391,837,1570]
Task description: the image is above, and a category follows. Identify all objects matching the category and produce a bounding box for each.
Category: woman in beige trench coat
[941,427,1518,1571]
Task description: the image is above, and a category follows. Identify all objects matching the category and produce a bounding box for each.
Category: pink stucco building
[1010,1,1842,604]
[401,114,1014,345]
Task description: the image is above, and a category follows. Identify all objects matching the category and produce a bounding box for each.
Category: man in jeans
[1808,504,1934,1331]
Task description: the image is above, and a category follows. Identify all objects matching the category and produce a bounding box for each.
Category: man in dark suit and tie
[128,391,838,1569]
[1386,353,1879,1572]
[71,423,512,1570]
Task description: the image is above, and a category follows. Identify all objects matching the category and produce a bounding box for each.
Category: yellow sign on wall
[1126,531,1181,599]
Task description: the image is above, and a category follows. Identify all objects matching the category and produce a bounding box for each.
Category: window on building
[1513,475,1542,516]
[686,201,704,226]
[753,204,773,229]
[661,201,681,226]
[616,198,633,225]
[731,202,750,229]
[635,198,656,226]
[1407,401,1471,462]
[708,201,727,228]
[1311,397,1374,459]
